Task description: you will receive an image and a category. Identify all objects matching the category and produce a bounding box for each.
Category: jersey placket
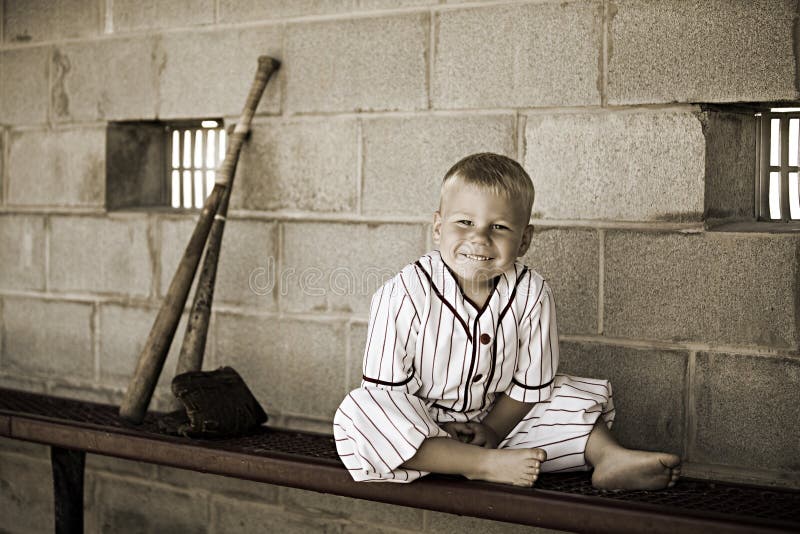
[461,286,502,412]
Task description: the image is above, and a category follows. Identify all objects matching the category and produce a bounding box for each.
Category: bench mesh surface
[1,388,798,533]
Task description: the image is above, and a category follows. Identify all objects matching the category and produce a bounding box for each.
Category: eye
[457,219,473,226]
[492,224,510,230]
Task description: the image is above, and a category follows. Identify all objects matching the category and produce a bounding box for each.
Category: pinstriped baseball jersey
[334,251,614,482]
[362,251,557,413]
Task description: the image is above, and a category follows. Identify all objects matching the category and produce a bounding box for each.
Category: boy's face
[433,181,533,293]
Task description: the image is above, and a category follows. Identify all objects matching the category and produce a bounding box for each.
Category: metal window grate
[167,120,226,209]
[756,109,800,221]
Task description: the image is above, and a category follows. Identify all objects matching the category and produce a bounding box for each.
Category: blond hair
[440,153,535,218]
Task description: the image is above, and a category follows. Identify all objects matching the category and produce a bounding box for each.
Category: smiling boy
[333,153,681,489]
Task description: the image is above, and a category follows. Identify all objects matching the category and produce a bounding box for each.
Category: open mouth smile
[461,253,492,261]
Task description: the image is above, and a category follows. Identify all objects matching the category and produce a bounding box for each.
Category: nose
[469,225,491,244]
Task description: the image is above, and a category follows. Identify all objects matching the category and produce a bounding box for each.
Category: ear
[517,224,534,257]
[432,211,443,245]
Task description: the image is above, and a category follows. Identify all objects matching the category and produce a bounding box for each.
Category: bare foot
[592,448,681,491]
[467,448,547,487]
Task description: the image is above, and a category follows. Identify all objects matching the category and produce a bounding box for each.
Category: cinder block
[158,216,197,297]
[2,297,94,378]
[0,435,50,458]
[433,3,602,109]
[231,117,358,213]
[53,37,157,121]
[157,464,279,503]
[359,0,436,8]
[0,46,49,125]
[361,114,516,216]
[212,495,338,534]
[559,342,686,454]
[4,0,100,42]
[0,453,53,534]
[282,486,424,530]
[286,14,428,113]
[0,214,46,291]
[49,215,153,297]
[98,304,189,391]
[112,0,215,32]
[214,313,347,419]
[8,127,105,207]
[0,129,4,202]
[693,353,800,471]
[87,454,158,479]
[524,111,705,221]
[347,323,368,390]
[216,220,279,307]
[0,373,47,393]
[702,111,757,220]
[220,0,353,21]
[220,0,437,22]
[158,217,277,308]
[157,26,282,119]
[428,510,568,534]
[281,222,427,314]
[521,228,598,335]
[604,232,800,347]
[608,0,797,104]
[281,415,332,435]
[89,474,208,533]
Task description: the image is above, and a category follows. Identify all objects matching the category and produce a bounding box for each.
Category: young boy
[333,153,681,489]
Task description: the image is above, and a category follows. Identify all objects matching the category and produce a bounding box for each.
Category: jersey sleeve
[361,271,422,395]
[506,279,559,403]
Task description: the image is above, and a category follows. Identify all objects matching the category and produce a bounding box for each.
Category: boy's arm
[445,394,534,448]
[361,272,421,393]
[479,393,535,445]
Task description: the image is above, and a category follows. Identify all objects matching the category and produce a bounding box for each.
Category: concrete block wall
[1,0,799,532]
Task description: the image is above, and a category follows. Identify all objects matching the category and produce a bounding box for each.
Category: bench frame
[2,394,798,534]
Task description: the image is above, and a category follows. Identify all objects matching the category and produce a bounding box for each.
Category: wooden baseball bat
[172,136,237,379]
[119,56,280,424]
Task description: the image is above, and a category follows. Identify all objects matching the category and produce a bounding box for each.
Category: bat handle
[216,56,280,187]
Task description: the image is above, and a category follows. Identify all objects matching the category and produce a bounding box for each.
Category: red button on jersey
[479,333,491,345]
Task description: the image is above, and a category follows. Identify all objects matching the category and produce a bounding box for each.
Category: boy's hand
[443,422,501,449]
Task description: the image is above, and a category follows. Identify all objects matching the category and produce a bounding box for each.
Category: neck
[455,273,497,310]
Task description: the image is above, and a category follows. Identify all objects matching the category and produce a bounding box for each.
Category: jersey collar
[422,250,525,320]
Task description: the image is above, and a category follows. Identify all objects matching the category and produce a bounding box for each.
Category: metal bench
[1,387,798,534]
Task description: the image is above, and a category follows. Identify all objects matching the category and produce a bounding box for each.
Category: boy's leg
[585,420,681,490]
[402,437,547,487]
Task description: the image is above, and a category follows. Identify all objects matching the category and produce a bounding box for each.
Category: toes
[524,467,540,477]
[524,459,542,471]
[658,454,682,469]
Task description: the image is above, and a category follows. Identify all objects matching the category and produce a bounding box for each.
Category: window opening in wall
[168,121,227,209]
[756,108,800,221]
[106,119,225,211]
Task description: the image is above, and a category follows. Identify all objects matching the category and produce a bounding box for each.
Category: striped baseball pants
[334,374,615,482]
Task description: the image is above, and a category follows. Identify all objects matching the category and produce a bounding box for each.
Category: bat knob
[258,56,281,72]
